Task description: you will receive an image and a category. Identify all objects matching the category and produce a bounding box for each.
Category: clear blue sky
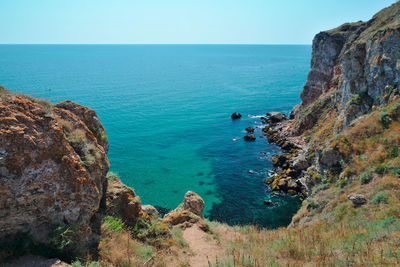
[0,0,396,44]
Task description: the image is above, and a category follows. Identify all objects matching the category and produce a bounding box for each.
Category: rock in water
[244,134,256,141]
[263,201,275,207]
[231,112,242,119]
[266,112,287,123]
[245,126,255,133]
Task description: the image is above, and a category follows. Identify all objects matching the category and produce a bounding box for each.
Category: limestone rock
[0,93,109,253]
[56,100,109,153]
[163,191,204,226]
[183,191,205,218]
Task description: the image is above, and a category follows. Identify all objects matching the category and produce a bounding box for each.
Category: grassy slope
[209,100,400,266]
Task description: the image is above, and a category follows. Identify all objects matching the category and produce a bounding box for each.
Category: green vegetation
[104,216,125,233]
[359,170,373,184]
[372,192,389,204]
[379,112,392,128]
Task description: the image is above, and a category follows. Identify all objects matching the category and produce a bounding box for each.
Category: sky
[0,0,397,44]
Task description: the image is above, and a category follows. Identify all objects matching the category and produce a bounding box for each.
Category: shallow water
[0,44,311,227]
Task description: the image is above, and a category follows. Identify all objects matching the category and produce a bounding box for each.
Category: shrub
[372,192,389,204]
[349,94,361,105]
[387,146,399,158]
[388,103,400,119]
[104,216,125,233]
[391,168,400,177]
[339,178,347,188]
[359,170,373,185]
[379,112,392,128]
[375,164,388,175]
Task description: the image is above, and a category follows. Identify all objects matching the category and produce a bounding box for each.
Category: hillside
[1,2,400,267]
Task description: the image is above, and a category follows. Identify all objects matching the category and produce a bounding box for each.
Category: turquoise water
[0,45,311,227]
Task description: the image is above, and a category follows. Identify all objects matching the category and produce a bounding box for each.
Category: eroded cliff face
[0,89,109,253]
[292,2,400,132]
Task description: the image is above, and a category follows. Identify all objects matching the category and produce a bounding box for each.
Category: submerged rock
[231,112,242,119]
[263,200,275,207]
[244,134,256,141]
[245,126,255,133]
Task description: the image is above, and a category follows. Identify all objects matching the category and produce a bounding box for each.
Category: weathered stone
[347,194,367,207]
[183,191,205,218]
[106,178,141,225]
[163,191,204,226]
[0,93,109,254]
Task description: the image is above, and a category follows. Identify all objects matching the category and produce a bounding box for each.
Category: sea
[0,44,311,227]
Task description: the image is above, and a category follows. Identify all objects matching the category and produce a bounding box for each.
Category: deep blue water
[0,45,311,227]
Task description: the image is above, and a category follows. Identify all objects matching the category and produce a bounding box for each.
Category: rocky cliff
[0,87,110,256]
[264,2,400,199]
[292,1,400,133]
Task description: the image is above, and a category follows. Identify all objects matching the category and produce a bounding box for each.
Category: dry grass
[210,99,400,266]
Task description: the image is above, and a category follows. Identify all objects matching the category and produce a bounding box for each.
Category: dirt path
[182,224,225,267]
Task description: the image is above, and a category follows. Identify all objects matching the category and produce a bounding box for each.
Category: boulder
[183,191,205,218]
[244,134,256,141]
[272,154,289,167]
[347,194,367,207]
[245,126,255,133]
[319,148,342,168]
[292,153,310,171]
[231,112,242,119]
[163,191,204,226]
[267,112,287,123]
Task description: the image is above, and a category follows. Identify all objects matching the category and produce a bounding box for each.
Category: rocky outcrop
[163,191,204,227]
[106,178,142,226]
[0,91,109,255]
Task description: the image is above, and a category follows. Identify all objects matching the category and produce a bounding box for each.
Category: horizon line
[0,43,312,46]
